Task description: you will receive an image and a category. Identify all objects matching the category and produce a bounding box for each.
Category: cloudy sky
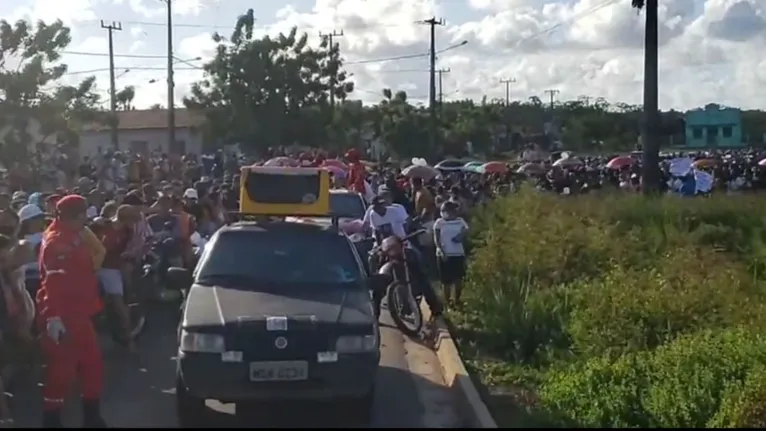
[2,0,765,111]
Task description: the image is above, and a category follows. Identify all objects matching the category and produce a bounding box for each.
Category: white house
[79,108,205,157]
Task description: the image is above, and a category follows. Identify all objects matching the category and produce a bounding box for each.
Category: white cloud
[42,0,766,112]
[177,32,217,60]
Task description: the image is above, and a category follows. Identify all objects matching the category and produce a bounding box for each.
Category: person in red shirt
[345,149,366,195]
[93,205,137,352]
[37,195,107,428]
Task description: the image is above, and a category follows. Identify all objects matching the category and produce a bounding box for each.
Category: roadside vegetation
[452,187,766,428]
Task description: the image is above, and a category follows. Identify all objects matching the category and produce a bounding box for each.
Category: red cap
[56,194,87,213]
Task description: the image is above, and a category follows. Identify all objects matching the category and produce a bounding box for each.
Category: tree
[149,103,163,110]
[115,85,135,110]
[0,19,103,166]
[184,8,353,154]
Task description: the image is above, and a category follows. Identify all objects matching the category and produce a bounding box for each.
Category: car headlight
[180,330,225,353]
[336,334,378,353]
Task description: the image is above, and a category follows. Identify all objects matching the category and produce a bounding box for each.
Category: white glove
[46,317,66,344]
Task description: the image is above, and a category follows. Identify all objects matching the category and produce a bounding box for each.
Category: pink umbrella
[480,161,508,174]
[322,159,349,171]
[607,156,633,169]
[322,165,347,178]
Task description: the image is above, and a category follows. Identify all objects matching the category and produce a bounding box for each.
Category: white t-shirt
[433,217,468,256]
[363,205,408,240]
[86,205,99,219]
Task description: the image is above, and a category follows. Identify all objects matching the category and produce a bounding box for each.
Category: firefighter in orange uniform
[345,149,366,195]
[37,195,107,428]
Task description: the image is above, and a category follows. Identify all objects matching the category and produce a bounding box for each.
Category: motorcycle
[141,221,185,301]
[370,228,428,337]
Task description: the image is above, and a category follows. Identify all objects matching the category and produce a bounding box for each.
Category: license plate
[249,361,308,382]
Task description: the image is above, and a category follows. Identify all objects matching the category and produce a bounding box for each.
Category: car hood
[182,283,373,328]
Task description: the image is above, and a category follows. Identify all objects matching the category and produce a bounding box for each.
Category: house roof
[84,108,205,132]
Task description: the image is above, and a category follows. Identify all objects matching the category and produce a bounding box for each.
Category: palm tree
[633,0,660,195]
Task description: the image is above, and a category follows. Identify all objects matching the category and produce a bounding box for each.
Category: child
[433,201,469,306]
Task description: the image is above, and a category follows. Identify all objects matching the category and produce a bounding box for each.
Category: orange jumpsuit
[36,221,103,411]
[347,161,366,195]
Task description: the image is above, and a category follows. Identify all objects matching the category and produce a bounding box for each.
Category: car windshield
[330,193,365,219]
[196,230,362,285]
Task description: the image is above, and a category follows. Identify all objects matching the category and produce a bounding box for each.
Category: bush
[456,188,766,426]
[540,328,766,428]
[566,249,764,357]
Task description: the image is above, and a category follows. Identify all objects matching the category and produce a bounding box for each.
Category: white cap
[18,204,44,222]
[183,188,199,199]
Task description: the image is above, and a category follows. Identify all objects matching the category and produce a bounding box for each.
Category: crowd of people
[508,148,766,195]
[0,143,763,426]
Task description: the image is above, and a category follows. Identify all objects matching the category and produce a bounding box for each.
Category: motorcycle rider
[37,194,107,428]
[363,195,442,320]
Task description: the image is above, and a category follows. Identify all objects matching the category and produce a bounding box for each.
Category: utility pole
[437,68,450,105]
[420,17,445,154]
[500,78,516,106]
[500,78,515,151]
[101,20,122,150]
[544,89,559,110]
[164,0,175,155]
[320,30,344,109]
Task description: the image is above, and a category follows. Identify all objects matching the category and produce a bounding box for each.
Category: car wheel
[176,375,207,427]
[343,386,375,425]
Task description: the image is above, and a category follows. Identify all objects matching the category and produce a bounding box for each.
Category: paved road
[10,305,459,428]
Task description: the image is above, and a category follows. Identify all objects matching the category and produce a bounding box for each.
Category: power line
[82,18,413,31]
[62,51,166,59]
[60,49,436,66]
[512,0,620,47]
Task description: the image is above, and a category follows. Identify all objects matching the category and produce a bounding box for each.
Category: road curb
[421,304,498,428]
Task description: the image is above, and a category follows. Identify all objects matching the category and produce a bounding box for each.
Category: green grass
[455,188,766,428]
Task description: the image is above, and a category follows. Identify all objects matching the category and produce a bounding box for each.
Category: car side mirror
[166,267,192,290]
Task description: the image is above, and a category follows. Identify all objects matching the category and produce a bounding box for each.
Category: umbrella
[402,164,438,180]
[692,158,717,168]
[607,156,634,170]
[322,165,347,178]
[461,162,483,172]
[480,161,508,174]
[516,163,545,174]
[552,158,583,167]
[263,157,298,167]
[462,161,483,173]
[434,160,465,171]
[322,159,349,171]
